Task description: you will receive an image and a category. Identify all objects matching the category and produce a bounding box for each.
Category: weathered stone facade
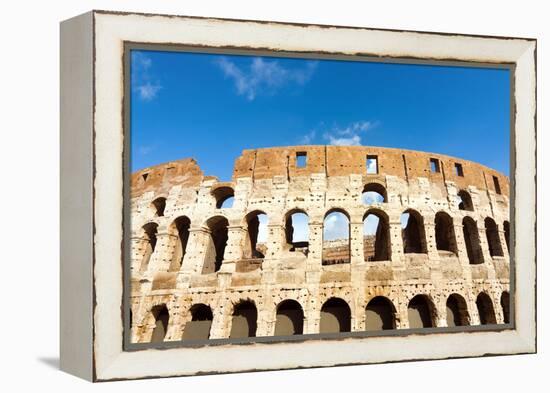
[129,146,511,343]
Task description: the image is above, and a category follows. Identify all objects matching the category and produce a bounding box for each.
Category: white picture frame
[60,10,536,381]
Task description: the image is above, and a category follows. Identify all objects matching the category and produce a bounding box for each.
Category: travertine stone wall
[130,146,510,343]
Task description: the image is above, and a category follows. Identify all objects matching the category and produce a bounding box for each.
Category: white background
[0,0,546,391]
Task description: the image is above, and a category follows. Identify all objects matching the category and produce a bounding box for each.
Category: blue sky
[130,50,510,183]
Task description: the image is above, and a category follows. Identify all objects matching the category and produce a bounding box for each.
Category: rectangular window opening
[454,163,464,177]
[366,155,378,174]
[493,176,502,194]
[296,152,307,168]
[430,158,440,173]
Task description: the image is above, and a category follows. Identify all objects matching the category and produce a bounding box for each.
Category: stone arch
[503,221,511,254]
[362,182,387,205]
[320,297,351,333]
[212,186,235,209]
[434,211,458,255]
[274,299,304,336]
[363,209,391,261]
[462,217,484,264]
[407,294,436,328]
[485,217,504,257]
[203,215,229,273]
[151,197,167,217]
[229,300,258,338]
[243,210,269,259]
[182,303,213,340]
[457,190,474,211]
[284,209,310,254]
[501,291,510,324]
[149,304,170,343]
[401,209,427,254]
[168,216,191,272]
[322,209,351,265]
[476,292,497,325]
[445,293,470,326]
[140,222,158,271]
[365,296,396,330]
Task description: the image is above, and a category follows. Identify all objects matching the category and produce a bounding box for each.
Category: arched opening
[320,297,351,333]
[203,216,229,273]
[435,212,458,255]
[485,217,504,257]
[284,210,309,254]
[407,295,435,328]
[230,301,257,338]
[243,211,268,259]
[322,210,350,265]
[152,197,167,217]
[140,222,158,271]
[446,294,470,327]
[212,186,235,209]
[503,221,510,254]
[365,296,396,331]
[169,216,190,272]
[182,304,213,340]
[274,300,304,336]
[401,209,427,254]
[501,291,510,324]
[462,217,484,264]
[476,292,497,325]
[457,190,474,211]
[363,210,391,261]
[150,305,169,343]
[362,183,387,205]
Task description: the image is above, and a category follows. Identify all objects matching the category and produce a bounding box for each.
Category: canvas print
[127,49,511,345]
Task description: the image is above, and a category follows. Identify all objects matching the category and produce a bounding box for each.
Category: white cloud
[323,120,377,146]
[137,145,154,155]
[216,57,318,101]
[323,212,349,241]
[299,130,316,145]
[131,52,162,101]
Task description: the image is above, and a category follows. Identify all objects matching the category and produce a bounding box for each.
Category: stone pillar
[209,304,230,339]
[306,222,323,283]
[256,308,275,337]
[151,231,178,272]
[396,301,410,329]
[219,225,246,273]
[498,228,510,260]
[477,225,496,279]
[177,227,210,288]
[424,220,439,260]
[389,220,405,265]
[130,236,148,273]
[350,222,365,266]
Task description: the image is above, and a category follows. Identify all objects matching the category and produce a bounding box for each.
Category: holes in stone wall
[182,304,213,340]
[457,190,474,211]
[169,216,191,272]
[203,216,229,273]
[462,217,484,265]
[445,294,470,327]
[365,296,396,330]
[140,222,158,271]
[322,210,350,265]
[212,186,235,209]
[407,295,435,328]
[275,299,304,336]
[476,292,497,324]
[150,305,169,343]
[152,197,166,216]
[244,211,268,259]
[362,183,387,205]
[485,217,504,257]
[285,210,309,254]
[493,176,502,195]
[230,301,257,338]
[401,209,427,254]
[501,291,510,324]
[320,297,351,333]
[435,211,458,255]
[363,210,391,261]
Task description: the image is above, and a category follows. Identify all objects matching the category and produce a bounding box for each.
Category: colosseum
[128,145,511,344]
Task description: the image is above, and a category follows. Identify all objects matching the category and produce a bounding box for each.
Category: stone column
[209,304,230,339]
[350,221,365,266]
[219,225,246,273]
[306,221,323,284]
[151,231,179,272]
[130,236,148,273]
[389,219,405,265]
[477,225,496,279]
[424,220,439,260]
[177,227,210,288]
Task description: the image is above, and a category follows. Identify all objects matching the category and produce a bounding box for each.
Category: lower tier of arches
[130,281,510,343]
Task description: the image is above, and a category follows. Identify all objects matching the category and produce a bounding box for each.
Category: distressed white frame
[60,10,536,381]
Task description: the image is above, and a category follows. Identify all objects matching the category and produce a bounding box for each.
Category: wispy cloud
[137,145,155,155]
[215,57,318,101]
[324,121,377,146]
[132,52,162,101]
[299,130,316,145]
